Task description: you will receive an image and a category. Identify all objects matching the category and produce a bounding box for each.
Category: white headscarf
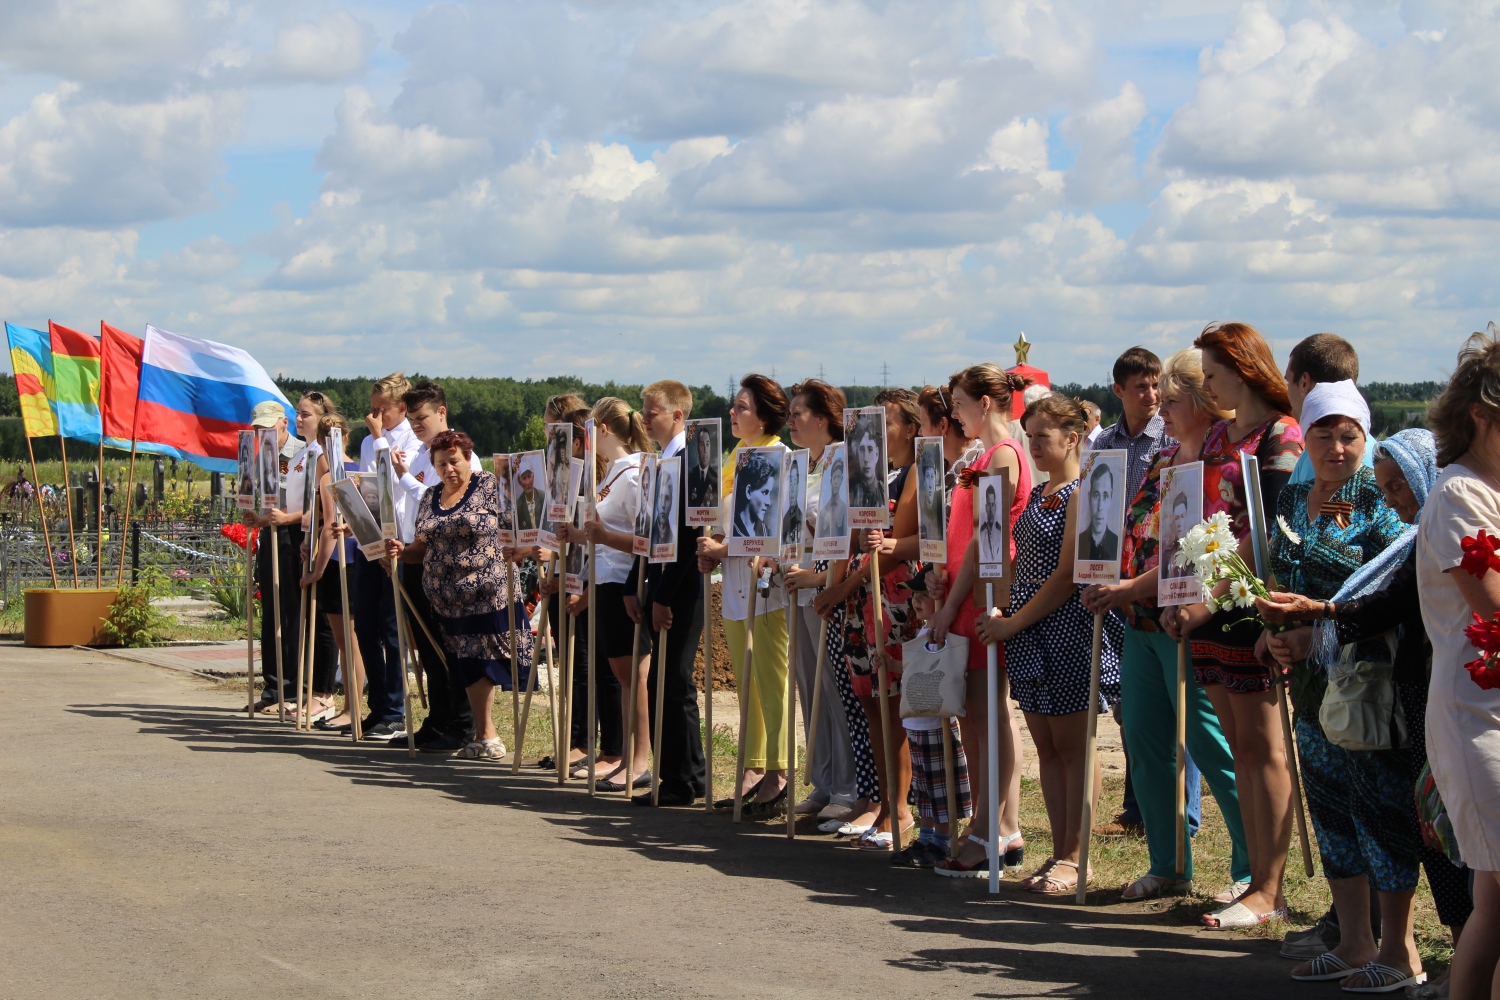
[1299,379,1370,436]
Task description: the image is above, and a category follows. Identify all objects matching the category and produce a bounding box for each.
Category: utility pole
[880,361,890,387]
[817,363,826,381]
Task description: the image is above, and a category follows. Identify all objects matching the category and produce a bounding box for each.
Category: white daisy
[1277,515,1302,545]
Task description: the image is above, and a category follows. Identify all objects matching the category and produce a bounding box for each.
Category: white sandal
[1291,952,1359,982]
[1340,962,1426,994]
[457,738,506,760]
[1202,901,1287,930]
[1122,873,1192,902]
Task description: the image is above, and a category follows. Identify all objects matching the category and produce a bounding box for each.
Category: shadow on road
[68,699,1287,997]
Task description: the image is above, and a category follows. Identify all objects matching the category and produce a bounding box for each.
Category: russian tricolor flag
[137,325,294,473]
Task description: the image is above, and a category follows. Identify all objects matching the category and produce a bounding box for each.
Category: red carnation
[1465,656,1500,691]
[1464,613,1500,655]
[1460,531,1500,578]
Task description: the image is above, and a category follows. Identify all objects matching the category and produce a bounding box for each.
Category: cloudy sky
[1,0,1495,386]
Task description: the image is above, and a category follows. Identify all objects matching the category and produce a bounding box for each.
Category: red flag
[100,322,180,459]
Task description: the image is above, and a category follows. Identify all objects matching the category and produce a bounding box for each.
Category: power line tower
[880,361,891,387]
[817,363,826,381]
[727,374,736,399]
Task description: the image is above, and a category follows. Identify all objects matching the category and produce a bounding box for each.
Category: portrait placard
[257,427,280,513]
[351,472,381,522]
[779,449,809,565]
[296,444,320,531]
[327,428,348,484]
[915,436,946,564]
[303,471,320,572]
[685,418,722,526]
[843,407,889,528]
[632,453,657,558]
[650,456,682,565]
[813,444,851,560]
[582,419,597,523]
[1157,461,1206,607]
[974,468,1011,584]
[512,450,546,546]
[1074,449,1128,585]
[375,443,398,540]
[539,457,582,554]
[236,430,257,511]
[332,479,386,559]
[564,494,587,596]
[284,446,308,517]
[728,446,783,557]
[544,421,573,525]
[493,454,515,547]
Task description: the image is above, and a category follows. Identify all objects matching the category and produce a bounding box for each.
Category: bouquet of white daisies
[1171,510,1269,614]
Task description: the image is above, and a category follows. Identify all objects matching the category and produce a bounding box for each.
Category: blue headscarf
[1314,428,1438,673]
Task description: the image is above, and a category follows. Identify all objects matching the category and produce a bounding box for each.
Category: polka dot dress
[828,601,879,801]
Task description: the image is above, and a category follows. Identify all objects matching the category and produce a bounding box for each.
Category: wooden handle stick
[537,589,559,772]
[1277,676,1315,876]
[335,527,361,741]
[245,536,256,719]
[302,572,319,731]
[985,581,1001,892]
[1076,611,1104,905]
[701,537,715,813]
[1175,638,1189,877]
[514,578,542,775]
[587,539,598,795]
[943,719,960,859]
[871,548,896,853]
[651,623,670,805]
[801,565,836,813]
[294,580,308,727]
[732,558,761,824]
[271,523,286,723]
[389,559,417,758]
[509,560,521,767]
[556,545,573,785]
[786,597,798,839]
[624,562,647,799]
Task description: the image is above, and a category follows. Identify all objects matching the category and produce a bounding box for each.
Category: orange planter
[23,588,119,647]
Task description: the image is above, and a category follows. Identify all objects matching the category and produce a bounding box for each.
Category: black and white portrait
[916,437,945,548]
[729,447,781,555]
[843,407,887,515]
[512,451,546,532]
[780,450,807,553]
[977,479,1005,568]
[1078,454,1122,562]
[685,419,720,516]
[544,421,572,521]
[651,458,678,551]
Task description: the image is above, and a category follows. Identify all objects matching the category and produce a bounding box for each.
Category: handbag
[898,631,969,719]
[1415,759,1463,865]
[1317,630,1407,751]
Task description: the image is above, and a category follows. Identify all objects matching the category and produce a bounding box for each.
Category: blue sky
[2,1,1497,386]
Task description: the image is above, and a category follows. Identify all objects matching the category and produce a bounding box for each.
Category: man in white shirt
[391,379,485,752]
[625,380,705,806]
[243,400,305,713]
[1081,400,1103,449]
[352,373,419,742]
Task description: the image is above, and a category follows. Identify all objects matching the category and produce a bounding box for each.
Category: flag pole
[95,435,104,589]
[25,434,59,588]
[58,436,80,587]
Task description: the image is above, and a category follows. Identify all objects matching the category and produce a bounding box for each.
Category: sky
[1,0,1496,387]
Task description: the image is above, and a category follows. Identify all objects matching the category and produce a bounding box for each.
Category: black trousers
[646,590,706,798]
[400,563,474,739]
[256,524,303,700]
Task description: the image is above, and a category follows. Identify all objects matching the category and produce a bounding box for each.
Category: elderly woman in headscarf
[1259,426,1469,996]
[1255,384,1440,992]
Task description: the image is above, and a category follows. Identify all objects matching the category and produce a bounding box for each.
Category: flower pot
[23,588,119,647]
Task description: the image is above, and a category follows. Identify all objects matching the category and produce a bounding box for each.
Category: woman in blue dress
[978,393,1122,895]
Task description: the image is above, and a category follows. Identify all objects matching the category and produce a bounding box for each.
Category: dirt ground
[0,643,1296,1000]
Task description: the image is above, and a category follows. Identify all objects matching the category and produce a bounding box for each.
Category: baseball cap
[250,401,286,428]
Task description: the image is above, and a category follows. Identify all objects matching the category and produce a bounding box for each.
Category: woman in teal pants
[1082,347,1251,900]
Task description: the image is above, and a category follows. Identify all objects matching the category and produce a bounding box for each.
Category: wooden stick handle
[624,560,647,799]
[587,543,598,794]
[1175,638,1188,877]
[389,561,416,759]
[871,548,897,852]
[245,542,256,720]
[985,581,1000,893]
[1277,677,1315,877]
[271,526,285,723]
[701,558,714,813]
[733,558,761,824]
[1076,611,1104,905]
[335,529,361,741]
[801,566,835,795]
[651,624,670,806]
[786,599,798,839]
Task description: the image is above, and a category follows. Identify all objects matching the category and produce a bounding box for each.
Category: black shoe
[364,721,406,743]
[891,841,940,869]
[419,732,465,753]
[746,783,788,817]
[313,716,348,732]
[631,771,653,789]
[535,755,556,770]
[634,788,695,807]
[412,724,443,747]
[713,778,763,810]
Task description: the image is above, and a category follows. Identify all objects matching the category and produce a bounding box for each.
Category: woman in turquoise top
[1264,382,1420,992]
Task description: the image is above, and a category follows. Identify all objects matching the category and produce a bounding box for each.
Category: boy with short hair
[1285,333,1370,485]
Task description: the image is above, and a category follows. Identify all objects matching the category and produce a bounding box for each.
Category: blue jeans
[353,550,404,724]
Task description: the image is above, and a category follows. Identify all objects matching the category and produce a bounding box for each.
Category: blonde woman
[698,374,791,813]
[1080,348,1250,903]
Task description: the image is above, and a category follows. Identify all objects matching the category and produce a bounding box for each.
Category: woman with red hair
[1162,322,1304,929]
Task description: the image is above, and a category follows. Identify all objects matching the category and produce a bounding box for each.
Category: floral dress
[1121,443,1178,632]
[1190,415,1303,692]
[415,471,534,690]
[846,465,920,697]
[1007,481,1122,715]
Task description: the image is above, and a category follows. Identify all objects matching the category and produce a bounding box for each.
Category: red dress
[946,438,1031,672]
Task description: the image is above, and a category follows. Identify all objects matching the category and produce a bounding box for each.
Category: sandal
[1340,963,1426,994]
[1029,858,1086,895]
[457,738,506,761]
[1202,901,1288,929]
[1213,878,1252,904]
[934,838,991,879]
[1291,952,1360,982]
[859,831,894,851]
[998,831,1025,875]
[1018,858,1059,891]
[1122,873,1192,902]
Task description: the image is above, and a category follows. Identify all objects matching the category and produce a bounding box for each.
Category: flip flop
[1340,963,1427,994]
[1290,951,1359,982]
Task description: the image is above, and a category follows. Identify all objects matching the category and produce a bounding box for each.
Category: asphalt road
[0,644,1294,999]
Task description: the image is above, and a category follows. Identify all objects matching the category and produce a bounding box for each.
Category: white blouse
[592,454,643,585]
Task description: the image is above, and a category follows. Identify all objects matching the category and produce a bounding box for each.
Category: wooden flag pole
[24,435,59,588]
[116,440,138,586]
[985,581,1001,893]
[624,560,647,800]
[732,558,761,824]
[701,533,715,814]
[244,532,256,719]
[509,560,522,768]
[942,720,960,859]
[785,598,798,839]
[651,624,670,806]
[799,565,836,817]
[871,548,897,853]
[1175,639,1189,877]
[58,437,80,587]
[389,558,416,758]
[1076,611,1104,905]
[270,521,286,724]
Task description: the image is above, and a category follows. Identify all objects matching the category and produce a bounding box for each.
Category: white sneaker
[794,796,829,815]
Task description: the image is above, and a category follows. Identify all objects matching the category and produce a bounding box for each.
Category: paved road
[1,645,1292,999]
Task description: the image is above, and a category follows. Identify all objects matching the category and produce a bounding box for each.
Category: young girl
[977,393,1123,894]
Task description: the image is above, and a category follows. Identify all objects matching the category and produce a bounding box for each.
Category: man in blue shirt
[1285,333,1372,485]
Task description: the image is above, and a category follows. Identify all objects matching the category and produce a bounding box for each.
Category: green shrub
[101,567,172,648]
